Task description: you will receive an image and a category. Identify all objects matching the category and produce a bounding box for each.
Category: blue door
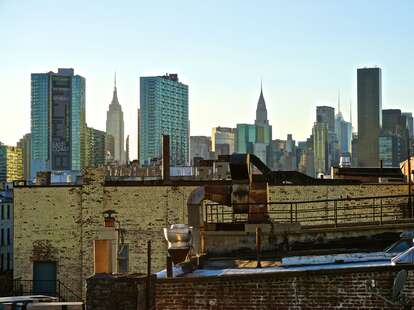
[33,261,57,296]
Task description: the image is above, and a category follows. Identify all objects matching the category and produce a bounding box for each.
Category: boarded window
[94,240,112,274]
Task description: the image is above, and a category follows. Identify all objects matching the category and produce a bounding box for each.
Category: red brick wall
[156,266,414,309]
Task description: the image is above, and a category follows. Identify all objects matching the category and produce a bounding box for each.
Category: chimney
[35,171,51,186]
[162,135,170,181]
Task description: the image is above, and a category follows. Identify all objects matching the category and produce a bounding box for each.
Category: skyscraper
[106,74,125,164]
[137,108,141,164]
[30,68,86,178]
[236,84,272,165]
[381,109,408,165]
[0,145,23,182]
[212,127,236,156]
[139,74,189,166]
[316,105,338,166]
[255,85,269,126]
[402,112,413,138]
[125,135,130,164]
[313,122,329,177]
[85,127,106,168]
[335,104,352,156]
[17,134,31,181]
[316,106,335,132]
[357,67,382,167]
[190,136,211,164]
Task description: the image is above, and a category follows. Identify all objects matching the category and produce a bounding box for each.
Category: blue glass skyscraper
[30,68,86,179]
[139,74,189,166]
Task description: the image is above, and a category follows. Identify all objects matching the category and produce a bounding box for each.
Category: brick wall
[14,168,196,298]
[13,186,83,296]
[156,266,414,309]
[86,273,155,310]
[12,168,411,300]
[0,271,13,296]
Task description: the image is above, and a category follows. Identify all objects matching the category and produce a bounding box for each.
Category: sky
[1,0,414,160]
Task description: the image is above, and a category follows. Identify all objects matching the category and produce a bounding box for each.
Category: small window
[6,253,10,271]
[7,228,10,245]
[7,205,10,219]
[118,244,129,273]
[0,229,3,246]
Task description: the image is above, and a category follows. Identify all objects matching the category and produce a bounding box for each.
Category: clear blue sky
[1,0,413,159]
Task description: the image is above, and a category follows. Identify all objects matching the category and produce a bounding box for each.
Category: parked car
[0,296,57,310]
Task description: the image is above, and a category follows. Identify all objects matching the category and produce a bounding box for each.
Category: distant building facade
[0,187,13,272]
[335,112,352,156]
[17,134,31,181]
[105,134,115,163]
[236,86,272,165]
[402,112,413,139]
[313,122,329,176]
[85,127,106,168]
[0,145,23,182]
[106,75,125,164]
[140,74,189,166]
[316,106,338,167]
[357,67,382,167]
[379,135,399,168]
[190,136,211,164]
[212,127,235,156]
[30,68,86,178]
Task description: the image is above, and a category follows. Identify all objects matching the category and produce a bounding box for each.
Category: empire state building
[106,74,125,164]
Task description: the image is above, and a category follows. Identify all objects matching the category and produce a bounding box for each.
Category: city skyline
[1,1,414,160]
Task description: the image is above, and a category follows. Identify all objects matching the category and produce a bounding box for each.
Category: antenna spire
[350,100,352,124]
[114,72,117,89]
[337,89,341,113]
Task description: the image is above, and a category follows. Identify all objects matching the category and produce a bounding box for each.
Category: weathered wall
[13,186,82,296]
[156,266,414,309]
[13,172,411,300]
[86,274,155,310]
[0,271,13,296]
[269,184,409,202]
[268,184,410,226]
[204,225,414,256]
[14,168,196,299]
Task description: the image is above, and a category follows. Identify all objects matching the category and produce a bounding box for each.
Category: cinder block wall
[156,266,414,310]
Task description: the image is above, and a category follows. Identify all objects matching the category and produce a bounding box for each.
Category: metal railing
[13,279,82,302]
[204,194,414,228]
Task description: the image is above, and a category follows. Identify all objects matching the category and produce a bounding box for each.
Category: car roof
[0,296,58,303]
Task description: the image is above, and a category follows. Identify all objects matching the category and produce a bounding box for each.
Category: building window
[7,205,10,219]
[1,205,3,220]
[118,244,129,273]
[0,229,3,246]
[7,228,10,245]
[6,253,10,271]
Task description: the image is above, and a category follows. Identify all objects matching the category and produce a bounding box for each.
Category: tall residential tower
[139,74,189,165]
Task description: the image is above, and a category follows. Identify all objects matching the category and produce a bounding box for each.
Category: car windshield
[385,240,413,253]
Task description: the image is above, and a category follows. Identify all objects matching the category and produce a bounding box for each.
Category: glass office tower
[357,67,382,167]
[30,68,85,178]
[139,74,189,166]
